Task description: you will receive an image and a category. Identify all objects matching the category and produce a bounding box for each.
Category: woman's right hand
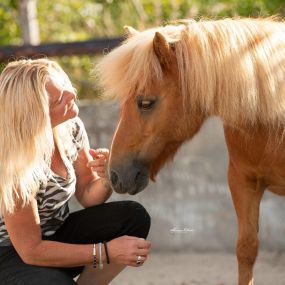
[107,235,151,267]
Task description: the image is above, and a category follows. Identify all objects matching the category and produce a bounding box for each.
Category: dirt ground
[111,251,285,285]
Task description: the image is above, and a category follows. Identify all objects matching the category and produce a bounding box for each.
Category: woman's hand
[107,235,151,267]
[87,148,109,178]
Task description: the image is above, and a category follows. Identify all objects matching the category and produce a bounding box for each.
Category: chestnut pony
[96,18,285,285]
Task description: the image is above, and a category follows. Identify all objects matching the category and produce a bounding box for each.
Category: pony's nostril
[135,171,141,184]
[135,170,146,185]
[110,170,119,186]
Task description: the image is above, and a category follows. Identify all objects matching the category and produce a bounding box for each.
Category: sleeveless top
[0,117,87,246]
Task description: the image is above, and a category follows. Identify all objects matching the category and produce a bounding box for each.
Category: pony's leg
[228,161,264,285]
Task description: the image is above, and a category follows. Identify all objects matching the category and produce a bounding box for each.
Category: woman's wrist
[92,242,108,267]
[100,178,112,192]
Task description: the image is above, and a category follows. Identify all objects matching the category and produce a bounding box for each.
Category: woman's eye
[55,95,64,105]
[137,99,156,111]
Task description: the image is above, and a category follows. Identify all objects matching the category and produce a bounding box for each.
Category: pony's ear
[153,32,173,70]
[124,26,139,38]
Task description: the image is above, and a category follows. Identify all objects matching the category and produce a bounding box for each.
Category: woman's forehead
[48,67,72,90]
[45,80,62,102]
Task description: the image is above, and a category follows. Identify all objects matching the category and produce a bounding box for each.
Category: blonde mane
[96,17,285,127]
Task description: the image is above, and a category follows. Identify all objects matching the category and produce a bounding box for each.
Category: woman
[0,59,151,285]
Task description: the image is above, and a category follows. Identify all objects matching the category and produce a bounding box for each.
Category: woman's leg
[76,264,125,285]
[53,200,151,243]
[0,246,78,285]
[52,200,151,284]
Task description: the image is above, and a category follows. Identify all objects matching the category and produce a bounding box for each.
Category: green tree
[0,0,21,45]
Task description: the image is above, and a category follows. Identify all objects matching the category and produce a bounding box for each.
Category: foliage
[0,0,20,45]
[0,0,285,99]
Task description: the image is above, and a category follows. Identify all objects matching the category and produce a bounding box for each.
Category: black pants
[0,201,151,285]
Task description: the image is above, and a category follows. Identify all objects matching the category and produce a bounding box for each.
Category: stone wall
[72,100,285,252]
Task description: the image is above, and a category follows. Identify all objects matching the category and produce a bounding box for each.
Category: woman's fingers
[88,149,109,178]
[108,236,151,267]
[87,160,105,168]
[137,238,151,249]
[88,149,110,178]
[89,148,109,159]
[133,254,147,267]
[136,248,149,257]
[131,239,150,267]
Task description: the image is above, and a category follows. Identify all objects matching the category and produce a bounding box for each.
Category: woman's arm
[74,145,112,208]
[4,198,94,267]
[4,197,150,267]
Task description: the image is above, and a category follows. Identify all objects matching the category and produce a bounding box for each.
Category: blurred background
[1,1,285,284]
[1,0,285,98]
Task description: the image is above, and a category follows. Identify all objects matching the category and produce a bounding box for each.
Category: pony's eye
[137,99,156,111]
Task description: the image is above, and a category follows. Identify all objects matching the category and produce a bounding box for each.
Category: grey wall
[72,100,285,252]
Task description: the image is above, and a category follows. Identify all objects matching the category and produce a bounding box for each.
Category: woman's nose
[64,90,76,101]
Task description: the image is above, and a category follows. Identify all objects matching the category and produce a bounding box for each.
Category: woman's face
[46,68,79,127]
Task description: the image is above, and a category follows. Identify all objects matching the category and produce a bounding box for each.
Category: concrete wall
[72,100,285,252]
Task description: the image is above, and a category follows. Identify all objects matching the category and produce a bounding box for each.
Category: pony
[96,17,285,285]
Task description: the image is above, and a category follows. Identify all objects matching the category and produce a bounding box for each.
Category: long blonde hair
[0,58,66,215]
[96,17,285,127]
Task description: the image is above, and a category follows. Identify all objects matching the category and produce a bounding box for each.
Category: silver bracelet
[99,242,104,270]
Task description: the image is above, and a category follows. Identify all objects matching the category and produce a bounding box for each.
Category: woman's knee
[119,200,151,239]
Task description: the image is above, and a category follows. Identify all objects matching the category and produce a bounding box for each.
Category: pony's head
[97,18,285,194]
[96,22,206,195]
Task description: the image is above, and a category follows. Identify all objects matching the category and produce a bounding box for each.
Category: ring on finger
[136,255,142,265]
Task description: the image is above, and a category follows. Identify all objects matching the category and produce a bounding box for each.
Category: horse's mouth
[109,160,150,195]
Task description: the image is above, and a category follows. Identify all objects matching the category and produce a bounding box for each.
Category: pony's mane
[96,17,285,127]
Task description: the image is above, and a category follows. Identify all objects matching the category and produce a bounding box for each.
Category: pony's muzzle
[109,161,149,195]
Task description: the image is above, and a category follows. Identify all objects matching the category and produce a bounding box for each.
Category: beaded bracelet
[103,241,110,264]
[93,243,97,268]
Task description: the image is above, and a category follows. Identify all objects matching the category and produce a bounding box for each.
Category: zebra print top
[0,117,87,246]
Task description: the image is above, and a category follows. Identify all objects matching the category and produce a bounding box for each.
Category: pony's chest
[263,169,285,195]
[224,124,285,195]
[248,157,285,195]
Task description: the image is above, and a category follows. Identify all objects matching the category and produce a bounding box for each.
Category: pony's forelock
[95,25,186,102]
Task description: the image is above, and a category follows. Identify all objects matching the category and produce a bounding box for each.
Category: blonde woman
[0,59,151,285]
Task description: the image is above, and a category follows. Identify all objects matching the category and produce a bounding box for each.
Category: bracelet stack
[92,241,111,269]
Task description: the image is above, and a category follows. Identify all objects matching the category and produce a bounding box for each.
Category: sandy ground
[110,251,285,285]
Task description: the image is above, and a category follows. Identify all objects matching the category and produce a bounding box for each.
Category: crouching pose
[0,59,151,285]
